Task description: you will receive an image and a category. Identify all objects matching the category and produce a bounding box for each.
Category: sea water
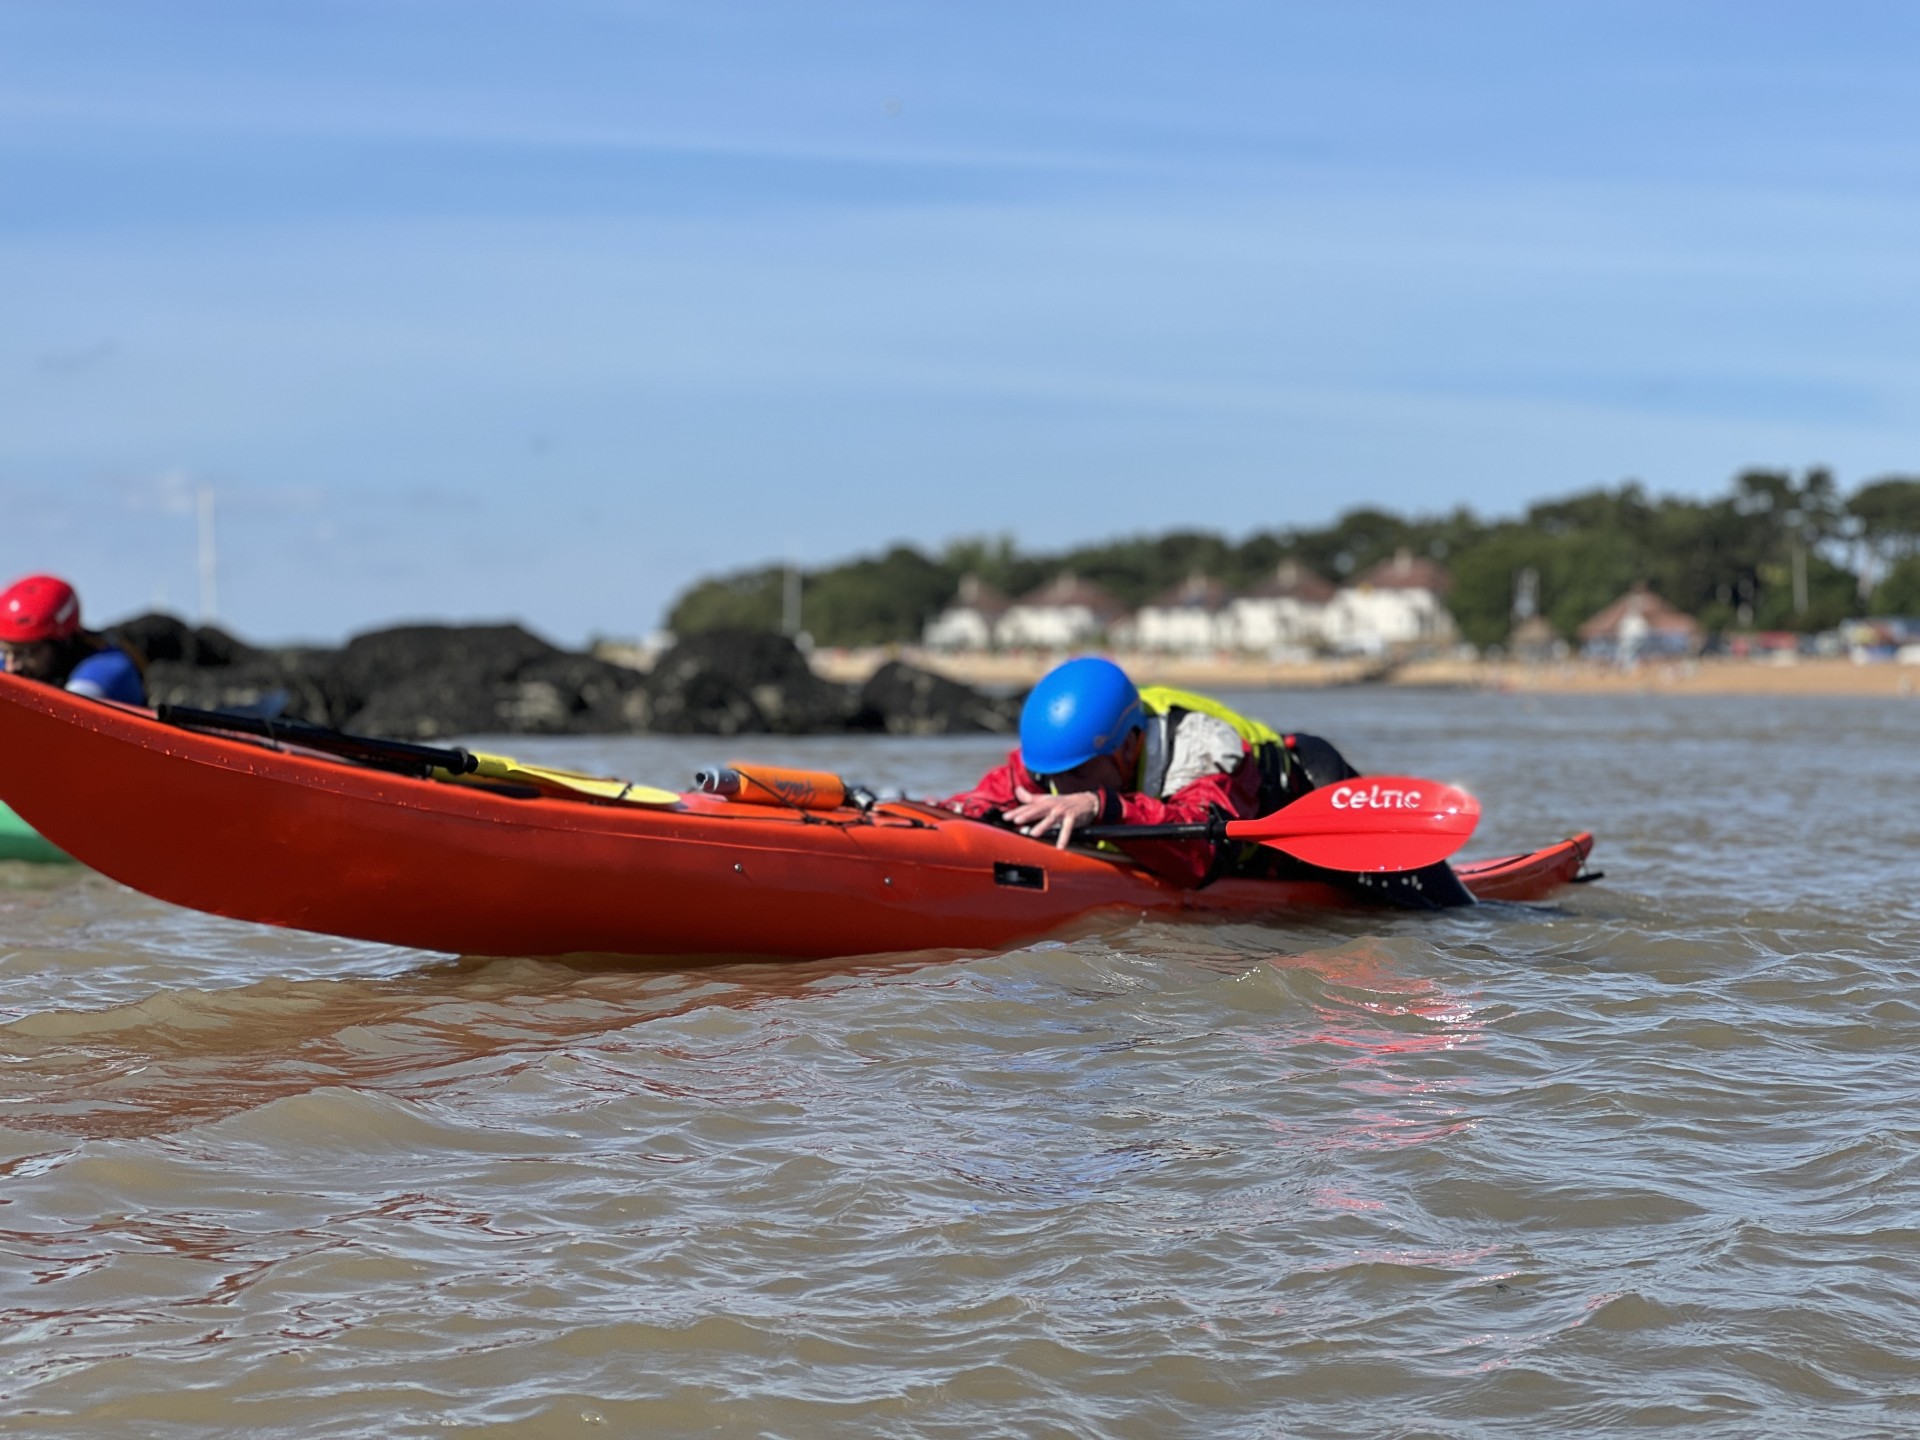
[0,688,1915,1437]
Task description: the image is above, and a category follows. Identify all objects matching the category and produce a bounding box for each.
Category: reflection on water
[0,953,955,1141]
[0,691,1915,1435]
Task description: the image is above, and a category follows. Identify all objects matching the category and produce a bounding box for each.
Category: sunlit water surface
[0,689,1916,1437]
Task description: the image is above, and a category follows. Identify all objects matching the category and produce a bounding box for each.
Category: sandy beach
[807,647,1920,698]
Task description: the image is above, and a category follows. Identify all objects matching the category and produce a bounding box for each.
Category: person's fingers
[1016,803,1055,836]
[1009,792,1103,843]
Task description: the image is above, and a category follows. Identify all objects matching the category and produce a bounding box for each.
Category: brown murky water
[0,689,1915,1437]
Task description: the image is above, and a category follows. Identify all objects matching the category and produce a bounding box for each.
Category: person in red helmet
[0,575,146,704]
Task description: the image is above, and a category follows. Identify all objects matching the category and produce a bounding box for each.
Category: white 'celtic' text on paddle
[1328,784,1424,811]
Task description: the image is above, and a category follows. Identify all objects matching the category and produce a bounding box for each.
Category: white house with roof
[994,572,1126,650]
[1322,549,1458,655]
[1132,574,1233,653]
[922,574,1011,650]
[1576,584,1703,661]
[1225,560,1336,654]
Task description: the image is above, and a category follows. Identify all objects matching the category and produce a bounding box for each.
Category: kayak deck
[0,675,1597,961]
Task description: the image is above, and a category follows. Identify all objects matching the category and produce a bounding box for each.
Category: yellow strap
[435,752,682,806]
[1137,685,1284,747]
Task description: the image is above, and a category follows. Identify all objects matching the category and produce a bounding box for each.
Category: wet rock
[331,627,646,739]
[332,624,564,719]
[120,617,621,737]
[854,660,1019,735]
[143,655,337,726]
[515,653,650,733]
[113,614,1013,741]
[110,612,260,668]
[344,652,649,740]
[641,630,861,735]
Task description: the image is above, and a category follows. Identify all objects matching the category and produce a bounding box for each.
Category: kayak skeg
[0,674,1596,962]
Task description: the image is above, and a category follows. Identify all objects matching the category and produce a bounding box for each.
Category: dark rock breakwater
[112,615,1018,741]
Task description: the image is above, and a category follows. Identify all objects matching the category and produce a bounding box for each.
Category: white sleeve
[1160,714,1246,795]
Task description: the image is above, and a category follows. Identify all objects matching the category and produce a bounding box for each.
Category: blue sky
[3,1,1916,644]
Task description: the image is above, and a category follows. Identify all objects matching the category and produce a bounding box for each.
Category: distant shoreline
[802,648,1920,699]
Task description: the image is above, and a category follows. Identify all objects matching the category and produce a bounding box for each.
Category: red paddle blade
[1223,776,1480,872]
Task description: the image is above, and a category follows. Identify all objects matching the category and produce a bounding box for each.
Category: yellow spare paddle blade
[475,754,682,805]
[437,752,682,806]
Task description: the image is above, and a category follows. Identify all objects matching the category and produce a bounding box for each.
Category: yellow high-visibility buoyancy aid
[1135,685,1292,806]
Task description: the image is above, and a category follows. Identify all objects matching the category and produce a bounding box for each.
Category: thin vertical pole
[197,485,218,622]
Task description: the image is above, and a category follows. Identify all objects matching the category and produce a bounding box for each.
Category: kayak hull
[0,675,1594,961]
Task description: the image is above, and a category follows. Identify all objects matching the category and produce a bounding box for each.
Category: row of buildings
[924,553,1718,661]
[924,551,1459,657]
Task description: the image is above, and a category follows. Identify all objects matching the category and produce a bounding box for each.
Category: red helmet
[0,575,81,643]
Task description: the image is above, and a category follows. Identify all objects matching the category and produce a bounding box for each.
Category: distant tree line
[666,470,1920,649]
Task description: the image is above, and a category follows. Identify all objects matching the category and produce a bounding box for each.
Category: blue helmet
[1019,657,1143,775]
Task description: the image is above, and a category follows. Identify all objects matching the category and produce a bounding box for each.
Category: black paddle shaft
[156,704,478,779]
[1078,815,1230,843]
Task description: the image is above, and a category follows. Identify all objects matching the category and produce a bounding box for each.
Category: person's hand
[1006,786,1102,849]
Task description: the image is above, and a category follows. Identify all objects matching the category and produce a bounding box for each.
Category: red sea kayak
[0,675,1595,961]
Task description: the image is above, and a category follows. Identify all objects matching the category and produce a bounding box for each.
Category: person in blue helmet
[941,655,1358,887]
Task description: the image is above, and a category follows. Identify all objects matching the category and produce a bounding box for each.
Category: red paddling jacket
[941,686,1285,887]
